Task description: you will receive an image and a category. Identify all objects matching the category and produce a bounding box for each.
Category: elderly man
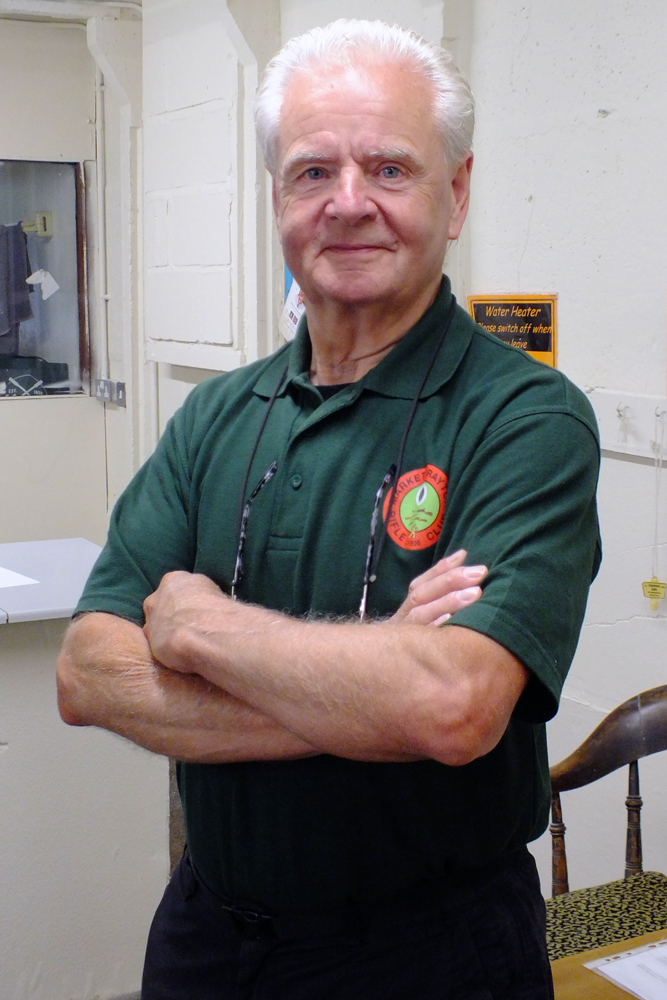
[57,19,600,1000]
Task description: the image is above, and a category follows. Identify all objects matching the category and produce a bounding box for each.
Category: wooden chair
[545,684,667,961]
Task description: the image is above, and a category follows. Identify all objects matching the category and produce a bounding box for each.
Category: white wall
[143,0,283,379]
[0,12,149,542]
[0,15,167,1000]
[89,15,152,507]
[143,0,245,434]
[467,0,667,892]
[143,0,282,435]
[0,619,167,1000]
[281,0,444,44]
[0,20,95,163]
[143,0,241,370]
[468,0,667,394]
[0,395,107,544]
[0,19,105,546]
[157,362,218,431]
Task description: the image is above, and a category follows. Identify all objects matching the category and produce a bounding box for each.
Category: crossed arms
[57,549,528,766]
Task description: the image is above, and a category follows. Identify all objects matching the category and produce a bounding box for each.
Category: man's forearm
[144,575,528,766]
[56,612,318,762]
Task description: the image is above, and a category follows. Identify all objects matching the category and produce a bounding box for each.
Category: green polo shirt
[77,278,601,913]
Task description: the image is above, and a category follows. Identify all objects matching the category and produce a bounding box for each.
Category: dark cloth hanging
[0,222,33,353]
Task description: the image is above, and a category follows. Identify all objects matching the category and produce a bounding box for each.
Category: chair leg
[550,792,570,895]
[625,760,643,879]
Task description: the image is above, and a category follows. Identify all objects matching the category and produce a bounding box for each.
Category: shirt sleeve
[442,405,601,724]
[75,404,197,624]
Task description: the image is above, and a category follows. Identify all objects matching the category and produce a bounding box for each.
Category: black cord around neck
[233,293,458,595]
[368,295,457,584]
[235,364,289,546]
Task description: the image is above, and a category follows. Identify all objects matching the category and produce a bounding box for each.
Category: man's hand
[141,550,487,674]
[58,553,490,764]
[390,549,486,625]
[141,560,526,766]
[142,571,233,675]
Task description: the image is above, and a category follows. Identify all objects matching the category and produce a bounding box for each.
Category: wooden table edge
[551,926,667,998]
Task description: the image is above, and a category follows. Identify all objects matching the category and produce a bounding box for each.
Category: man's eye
[304,167,326,180]
[380,165,402,179]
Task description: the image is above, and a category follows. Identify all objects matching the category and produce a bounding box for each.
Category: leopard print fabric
[546,870,667,960]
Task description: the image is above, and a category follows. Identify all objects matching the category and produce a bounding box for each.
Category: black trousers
[142,849,554,1000]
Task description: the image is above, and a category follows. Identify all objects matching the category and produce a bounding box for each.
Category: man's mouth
[324,244,388,253]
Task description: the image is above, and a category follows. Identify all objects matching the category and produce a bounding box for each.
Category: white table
[0,536,102,623]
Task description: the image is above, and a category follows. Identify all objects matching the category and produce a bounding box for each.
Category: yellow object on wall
[467,294,558,367]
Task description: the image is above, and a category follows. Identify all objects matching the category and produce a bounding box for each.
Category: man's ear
[447,153,473,241]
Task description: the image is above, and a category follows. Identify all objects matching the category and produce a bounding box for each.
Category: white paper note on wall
[279,279,306,341]
[26,269,60,300]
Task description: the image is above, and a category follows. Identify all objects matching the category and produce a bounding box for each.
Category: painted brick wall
[143,0,244,370]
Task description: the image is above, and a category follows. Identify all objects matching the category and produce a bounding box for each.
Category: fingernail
[459,586,480,603]
[462,565,486,580]
[444,550,466,563]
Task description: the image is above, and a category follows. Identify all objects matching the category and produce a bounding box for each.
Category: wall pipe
[95,63,110,381]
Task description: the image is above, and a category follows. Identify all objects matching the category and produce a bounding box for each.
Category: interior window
[0,160,87,397]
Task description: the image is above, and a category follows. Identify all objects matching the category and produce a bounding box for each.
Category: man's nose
[324,167,377,222]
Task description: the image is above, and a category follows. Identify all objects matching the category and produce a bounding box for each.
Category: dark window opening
[0,160,88,397]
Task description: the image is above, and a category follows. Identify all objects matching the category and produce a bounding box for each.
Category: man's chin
[304,274,394,309]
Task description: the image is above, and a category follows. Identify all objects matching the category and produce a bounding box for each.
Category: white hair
[254,19,474,175]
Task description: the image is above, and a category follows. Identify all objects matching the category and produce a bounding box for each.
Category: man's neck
[306,279,441,386]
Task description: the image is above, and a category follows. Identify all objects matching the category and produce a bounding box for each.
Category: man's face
[272,59,472,315]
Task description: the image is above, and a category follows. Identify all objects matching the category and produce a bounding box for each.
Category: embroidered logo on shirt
[383,465,448,551]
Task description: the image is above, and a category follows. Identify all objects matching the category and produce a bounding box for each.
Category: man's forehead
[276,60,438,166]
[281,57,431,113]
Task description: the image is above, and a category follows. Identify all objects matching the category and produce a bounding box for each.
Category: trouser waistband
[182,847,530,943]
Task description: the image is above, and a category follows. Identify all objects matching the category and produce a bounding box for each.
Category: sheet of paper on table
[0,566,38,588]
[585,937,667,1000]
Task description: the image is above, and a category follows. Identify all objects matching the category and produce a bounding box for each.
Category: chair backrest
[549,685,667,896]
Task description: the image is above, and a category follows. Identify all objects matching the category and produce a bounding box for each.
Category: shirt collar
[253,276,474,401]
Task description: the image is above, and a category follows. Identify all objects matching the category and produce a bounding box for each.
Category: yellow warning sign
[467,294,557,367]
